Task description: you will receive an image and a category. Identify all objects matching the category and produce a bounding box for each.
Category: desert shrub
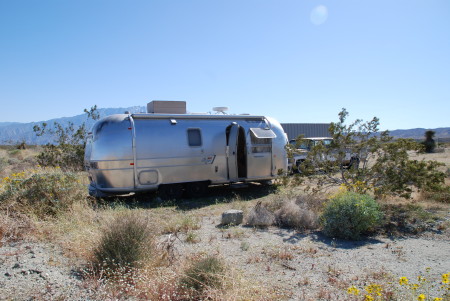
[0,168,86,217]
[419,185,450,203]
[33,106,99,171]
[262,193,287,214]
[296,109,446,199]
[36,143,85,171]
[275,199,318,230]
[381,203,440,234]
[181,255,225,292]
[295,193,327,213]
[422,130,436,153]
[7,158,20,166]
[185,231,200,243]
[92,212,155,275]
[320,192,383,240]
[246,201,275,227]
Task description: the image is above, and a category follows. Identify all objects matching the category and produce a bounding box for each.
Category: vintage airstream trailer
[84,102,288,198]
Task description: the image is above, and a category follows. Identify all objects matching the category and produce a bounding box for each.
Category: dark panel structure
[281,123,331,140]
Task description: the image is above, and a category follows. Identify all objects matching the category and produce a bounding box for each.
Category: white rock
[221,209,244,225]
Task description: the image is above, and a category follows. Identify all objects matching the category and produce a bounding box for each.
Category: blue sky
[1,0,449,130]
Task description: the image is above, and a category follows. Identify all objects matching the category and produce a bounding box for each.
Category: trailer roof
[131,113,267,120]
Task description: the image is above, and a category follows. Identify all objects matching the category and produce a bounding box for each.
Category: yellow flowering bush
[0,167,86,217]
[340,180,372,194]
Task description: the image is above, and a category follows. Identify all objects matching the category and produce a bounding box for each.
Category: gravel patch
[0,241,91,300]
[176,215,450,300]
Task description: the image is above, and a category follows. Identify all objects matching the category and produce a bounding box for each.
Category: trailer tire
[158,184,184,200]
[185,181,208,198]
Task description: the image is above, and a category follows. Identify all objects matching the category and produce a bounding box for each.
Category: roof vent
[213,107,228,114]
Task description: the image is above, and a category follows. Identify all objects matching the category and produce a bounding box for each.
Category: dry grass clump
[246,193,323,230]
[91,211,156,275]
[245,201,275,227]
[48,199,101,259]
[162,212,201,234]
[180,255,225,293]
[294,193,327,213]
[419,186,450,203]
[274,199,319,230]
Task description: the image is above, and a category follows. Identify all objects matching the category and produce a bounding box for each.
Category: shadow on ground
[95,183,277,211]
[268,228,385,249]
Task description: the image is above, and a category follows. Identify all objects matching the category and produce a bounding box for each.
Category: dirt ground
[174,212,450,300]
[1,211,449,300]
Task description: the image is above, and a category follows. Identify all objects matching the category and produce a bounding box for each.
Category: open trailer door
[246,127,277,179]
[226,123,247,182]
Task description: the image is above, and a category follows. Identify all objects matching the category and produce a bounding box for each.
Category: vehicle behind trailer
[289,137,361,172]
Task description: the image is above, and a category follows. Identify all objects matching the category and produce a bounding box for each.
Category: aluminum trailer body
[84,113,288,197]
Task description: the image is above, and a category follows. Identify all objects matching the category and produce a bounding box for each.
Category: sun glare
[310,5,329,25]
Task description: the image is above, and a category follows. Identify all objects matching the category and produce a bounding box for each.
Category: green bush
[92,212,155,275]
[320,192,383,240]
[181,255,225,292]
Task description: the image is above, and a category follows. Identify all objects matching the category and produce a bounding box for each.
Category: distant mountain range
[388,128,450,140]
[0,106,448,145]
[0,106,146,145]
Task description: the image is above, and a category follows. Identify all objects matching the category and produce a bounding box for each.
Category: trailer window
[187,129,202,147]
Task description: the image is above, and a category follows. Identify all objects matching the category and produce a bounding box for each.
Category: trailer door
[247,128,276,179]
[227,123,239,182]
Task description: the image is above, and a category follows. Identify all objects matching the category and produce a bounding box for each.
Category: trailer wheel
[158,184,184,200]
[185,181,208,198]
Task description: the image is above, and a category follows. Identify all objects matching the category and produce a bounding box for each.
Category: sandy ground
[0,242,91,300]
[175,215,450,300]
